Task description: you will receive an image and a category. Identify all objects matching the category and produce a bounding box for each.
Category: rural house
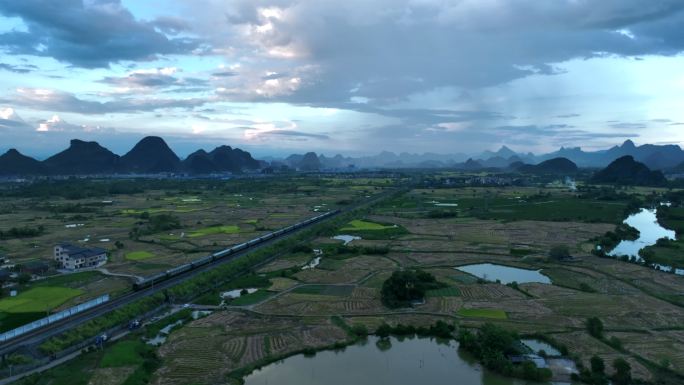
[20,260,50,275]
[54,243,108,270]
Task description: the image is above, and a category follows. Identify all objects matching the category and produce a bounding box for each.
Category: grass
[31,271,101,288]
[125,251,155,261]
[457,308,508,319]
[341,220,397,231]
[641,238,684,268]
[338,219,408,240]
[100,340,146,367]
[0,287,83,313]
[0,311,44,332]
[15,348,101,385]
[426,287,461,297]
[188,225,239,238]
[230,289,272,306]
[473,197,627,224]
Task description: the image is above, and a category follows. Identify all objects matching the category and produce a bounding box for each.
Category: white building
[54,243,107,270]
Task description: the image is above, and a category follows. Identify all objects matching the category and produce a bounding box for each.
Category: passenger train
[132,210,339,291]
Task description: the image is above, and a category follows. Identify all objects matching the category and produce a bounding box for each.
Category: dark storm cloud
[200,0,684,107]
[0,0,203,68]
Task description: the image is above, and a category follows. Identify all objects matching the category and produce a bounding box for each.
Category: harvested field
[553,331,651,380]
[87,367,136,385]
[294,255,395,284]
[154,311,348,385]
[606,331,684,373]
[268,277,299,291]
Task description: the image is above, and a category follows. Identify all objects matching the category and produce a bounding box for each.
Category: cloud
[212,71,238,78]
[556,113,581,119]
[0,0,203,68]
[12,88,209,114]
[99,67,209,93]
[0,62,36,73]
[243,120,329,141]
[608,122,647,129]
[0,107,29,130]
[180,0,684,107]
[34,114,107,133]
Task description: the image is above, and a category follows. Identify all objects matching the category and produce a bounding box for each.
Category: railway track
[0,188,400,356]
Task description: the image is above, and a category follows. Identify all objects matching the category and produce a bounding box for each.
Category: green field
[457,308,508,319]
[473,198,627,224]
[32,271,102,288]
[230,290,273,306]
[188,225,240,238]
[100,340,146,367]
[0,287,83,313]
[125,251,155,261]
[0,312,44,332]
[426,287,461,297]
[341,220,397,231]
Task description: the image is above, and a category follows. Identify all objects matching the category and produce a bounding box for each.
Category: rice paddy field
[0,177,384,278]
[0,176,391,333]
[10,180,684,385]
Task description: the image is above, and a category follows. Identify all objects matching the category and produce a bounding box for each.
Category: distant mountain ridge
[293,140,684,171]
[3,137,684,176]
[0,137,260,176]
[121,136,181,173]
[44,139,121,174]
[590,156,667,186]
[514,157,578,175]
[0,149,47,175]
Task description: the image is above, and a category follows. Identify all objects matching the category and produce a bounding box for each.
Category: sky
[1,0,684,159]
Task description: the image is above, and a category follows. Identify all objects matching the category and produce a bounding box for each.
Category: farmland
[0,176,387,330]
[9,179,684,385]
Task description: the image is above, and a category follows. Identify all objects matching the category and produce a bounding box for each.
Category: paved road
[0,214,333,356]
[0,188,399,356]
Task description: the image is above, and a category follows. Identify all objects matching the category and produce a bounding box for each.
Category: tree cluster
[380,270,445,308]
[458,323,552,382]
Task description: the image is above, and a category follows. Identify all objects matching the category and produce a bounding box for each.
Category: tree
[380,269,445,308]
[376,323,392,338]
[17,273,31,284]
[549,245,571,260]
[612,358,632,385]
[586,317,604,339]
[590,355,605,374]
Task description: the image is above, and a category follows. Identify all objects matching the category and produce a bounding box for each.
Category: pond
[521,339,561,356]
[608,208,675,260]
[221,288,258,299]
[243,336,552,385]
[332,234,362,245]
[301,257,321,270]
[456,263,551,284]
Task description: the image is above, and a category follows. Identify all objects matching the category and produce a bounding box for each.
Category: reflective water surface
[456,263,551,284]
[243,336,551,385]
[608,208,675,259]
